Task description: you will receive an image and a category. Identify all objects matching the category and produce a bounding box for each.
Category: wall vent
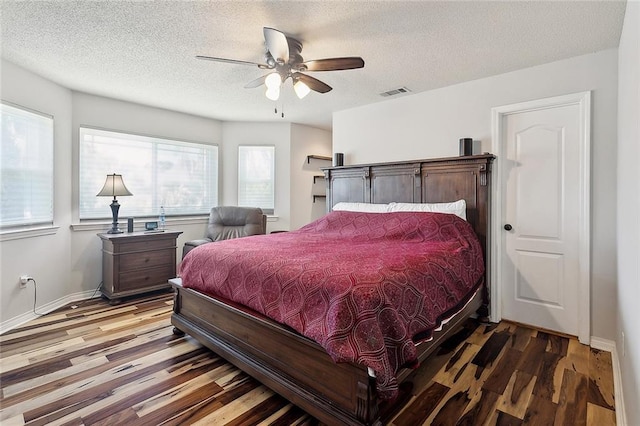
[380,87,411,97]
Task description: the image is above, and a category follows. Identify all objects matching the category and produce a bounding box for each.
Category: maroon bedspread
[180,211,484,399]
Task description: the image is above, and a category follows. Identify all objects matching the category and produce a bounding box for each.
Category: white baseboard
[590,337,627,426]
[0,289,101,335]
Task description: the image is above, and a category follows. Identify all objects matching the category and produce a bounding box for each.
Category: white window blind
[0,102,54,228]
[80,127,218,219]
[238,145,275,215]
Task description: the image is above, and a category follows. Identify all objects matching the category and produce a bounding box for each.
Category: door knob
[504,224,513,231]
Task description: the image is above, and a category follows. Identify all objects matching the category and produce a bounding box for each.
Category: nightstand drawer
[118,265,174,291]
[118,238,175,253]
[119,249,174,271]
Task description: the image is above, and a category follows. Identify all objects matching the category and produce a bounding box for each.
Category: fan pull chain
[273,102,284,118]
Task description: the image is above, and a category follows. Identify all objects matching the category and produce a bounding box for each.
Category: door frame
[490,91,591,344]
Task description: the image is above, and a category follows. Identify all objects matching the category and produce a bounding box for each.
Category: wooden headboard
[323,154,495,317]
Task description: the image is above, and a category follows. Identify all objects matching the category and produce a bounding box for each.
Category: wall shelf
[307,155,331,164]
[313,175,325,183]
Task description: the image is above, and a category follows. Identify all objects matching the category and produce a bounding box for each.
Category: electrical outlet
[19,275,31,288]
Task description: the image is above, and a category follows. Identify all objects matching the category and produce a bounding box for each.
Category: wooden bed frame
[171,154,494,425]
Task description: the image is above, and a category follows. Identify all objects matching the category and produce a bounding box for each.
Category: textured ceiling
[1,1,626,130]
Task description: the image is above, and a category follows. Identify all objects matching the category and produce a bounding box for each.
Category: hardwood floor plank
[430,390,472,425]
[565,339,590,376]
[496,370,536,419]
[586,402,616,425]
[0,294,617,426]
[259,404,311,426]
[88,406,140,426]
[532,352,562,402]
[392,381,449,425]
[192,385,273,425]
[496,410,524,425]
[515,336,547,376]
[482,348,522,394]
[471,330,511,378]
[545,334,569,356]
[522,395,557,426]
[456,389,501,426]
[224,393,293,426]
[510,327,536,351]
[554,368,588,426]
[587,348,615,410]
[446,342,472,372]
[437,343,482,387]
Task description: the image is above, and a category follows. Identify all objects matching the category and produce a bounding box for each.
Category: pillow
[332,202,389,213]
[388,199,467,220]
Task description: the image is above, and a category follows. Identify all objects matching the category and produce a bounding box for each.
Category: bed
[171,154,494,425]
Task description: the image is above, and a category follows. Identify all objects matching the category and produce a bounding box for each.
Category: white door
[492,92,591,343]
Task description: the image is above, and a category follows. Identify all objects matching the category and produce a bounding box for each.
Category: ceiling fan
[196,27,365,100]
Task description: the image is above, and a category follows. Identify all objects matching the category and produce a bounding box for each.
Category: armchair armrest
[182,238,213,259]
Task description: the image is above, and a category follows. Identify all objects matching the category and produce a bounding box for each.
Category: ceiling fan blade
[302,57,365,72]
[263,27,289,64]
[196,55,270,69]
[244,74,268,89]
[294,73,332,94]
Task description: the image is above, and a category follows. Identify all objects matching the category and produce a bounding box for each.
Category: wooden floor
[0,292,616,425]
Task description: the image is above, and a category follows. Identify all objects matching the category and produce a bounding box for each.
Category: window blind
[238,145,275,215]
[0,102,54,228]
[79,127,218,219]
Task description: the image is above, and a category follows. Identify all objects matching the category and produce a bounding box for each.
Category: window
[80,127,218,219]
[0,102,54,228]
[238,145,275,215]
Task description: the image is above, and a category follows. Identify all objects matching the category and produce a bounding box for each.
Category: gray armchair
[182,206,266,259]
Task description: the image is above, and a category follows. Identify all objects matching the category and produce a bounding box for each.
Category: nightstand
[98,230,183,304]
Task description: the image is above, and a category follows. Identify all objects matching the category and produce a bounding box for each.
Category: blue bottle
[159,206,166,230]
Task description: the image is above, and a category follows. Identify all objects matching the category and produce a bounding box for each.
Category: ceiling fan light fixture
[265,86,280,101]
[294,80,311,99]
[265,72,282,90]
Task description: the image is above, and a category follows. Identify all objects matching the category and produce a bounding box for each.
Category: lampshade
[97,174,133,198]
[97,174,132,234]
[294,80,311,99]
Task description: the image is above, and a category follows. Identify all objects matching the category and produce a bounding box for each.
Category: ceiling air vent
[380,87,411,97]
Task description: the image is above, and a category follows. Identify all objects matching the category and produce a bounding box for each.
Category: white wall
[221,122,292,233]
[0,60,74,327]
[290,124,332,230]
[334,49,619,341]
[616,2,639,424]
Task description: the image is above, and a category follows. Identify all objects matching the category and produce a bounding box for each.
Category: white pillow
[332,202,389,213]
[388,200,467,220]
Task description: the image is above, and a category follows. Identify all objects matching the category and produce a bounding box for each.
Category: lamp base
[108,199,123,234]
